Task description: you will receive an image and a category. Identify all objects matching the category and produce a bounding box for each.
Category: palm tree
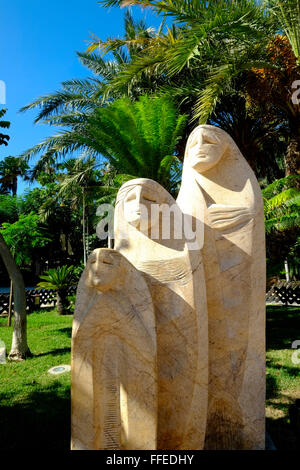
[22,94,188,195]
[58,157,103,264]
[0,156,30,196]
[246,33,300,177]
[263,175,300,233]
[209,92,285,181]
[98,0,274,120]
[267,0,300,65]
[100,1,300,177]
[0,108,10,148]
[38,265,78,315]
[20,12,164,124]
[0,194,18,223]
[263,174,300,280]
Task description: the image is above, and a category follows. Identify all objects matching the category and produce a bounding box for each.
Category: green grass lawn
[0,305,299,450]
[0,309,72,450]
[266,305,300,450]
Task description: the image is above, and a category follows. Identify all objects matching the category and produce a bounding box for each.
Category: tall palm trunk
[285,121,300,179]
[56,290,67,315]
[12,176,17,196]
[86,206,89,258]
[0,234,31,360]
[82,188,87,266]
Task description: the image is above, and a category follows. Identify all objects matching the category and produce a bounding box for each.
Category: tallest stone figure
[177,124,266,450]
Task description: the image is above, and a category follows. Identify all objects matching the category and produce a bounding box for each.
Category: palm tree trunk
[285,133,300,179]
[56,291,67,315]
[82,188,87,266]
[12,176,17,196]
[86,205,89,258]
[0,234,31,360]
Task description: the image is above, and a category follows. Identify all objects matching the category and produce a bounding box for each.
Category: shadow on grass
[267,359,300,377]
[266,415,299,450]
[266,305,300,350]
[56,327,72,338]
[266,371,280,400]
[266,305,300,449]
[34,347,71,358]
[0,382,70,450]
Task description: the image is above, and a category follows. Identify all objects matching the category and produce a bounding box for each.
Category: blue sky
[0,0,163,194]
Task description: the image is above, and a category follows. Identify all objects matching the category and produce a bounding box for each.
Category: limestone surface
[177,124,266,450]
[114,178,208,450]
[71,125,265,451]
[71,249,157,450]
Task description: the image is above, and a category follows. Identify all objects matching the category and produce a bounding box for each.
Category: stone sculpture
[177,124,266,450]
[114,178,208,450]
[71,248,157,450]
[71,125,266,451]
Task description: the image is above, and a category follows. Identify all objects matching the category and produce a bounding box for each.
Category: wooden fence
[0,287,76,316]
[266,281,300,305]
[0,281,299,316]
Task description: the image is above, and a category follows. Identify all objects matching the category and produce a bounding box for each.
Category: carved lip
[194,153,208,159]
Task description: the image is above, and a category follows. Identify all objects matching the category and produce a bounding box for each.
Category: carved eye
[125,192,136,202]
[189,138,198,148]
[143,195,157,203]
[90,258,96,264]
[202,134,218,145]
[102,257,114,265]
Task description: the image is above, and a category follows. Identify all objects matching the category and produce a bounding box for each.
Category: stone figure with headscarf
[71,124,265,451]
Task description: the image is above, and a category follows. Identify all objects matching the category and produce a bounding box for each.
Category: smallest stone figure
[71,248,157,450]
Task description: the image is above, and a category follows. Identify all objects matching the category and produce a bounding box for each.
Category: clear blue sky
[0,0,163,194]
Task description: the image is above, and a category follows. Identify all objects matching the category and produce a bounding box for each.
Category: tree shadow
[266,415,299,451]
[56,327,72,339]
[34,347,71,358]
[266,351,300,450]
[0,382,70,450]
[266,305,300,350]
[266,371,280,400]
[267,360,300,377]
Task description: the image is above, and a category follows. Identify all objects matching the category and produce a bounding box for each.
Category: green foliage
[65,294,77,314]
[0,108,10,147]
[262,175,300,199]
[0,195,18,224]
[266,0,300,64]
[0,156,30,196]
[0,212,51,265]
[12,0,300,283]
[22,95,187,195]
[57,156,103,201]
[263,176,300,233]
[37,265,79,291]
[263,176,300,280]
[98,0,275,122]
[208,92,286,181]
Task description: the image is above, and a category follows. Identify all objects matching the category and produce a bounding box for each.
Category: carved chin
[91,278,103,287]
[128,217,141,228]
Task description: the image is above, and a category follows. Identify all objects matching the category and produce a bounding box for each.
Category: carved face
[186,126,227,173]
[86,249,122,292]
[123,184,164,232]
